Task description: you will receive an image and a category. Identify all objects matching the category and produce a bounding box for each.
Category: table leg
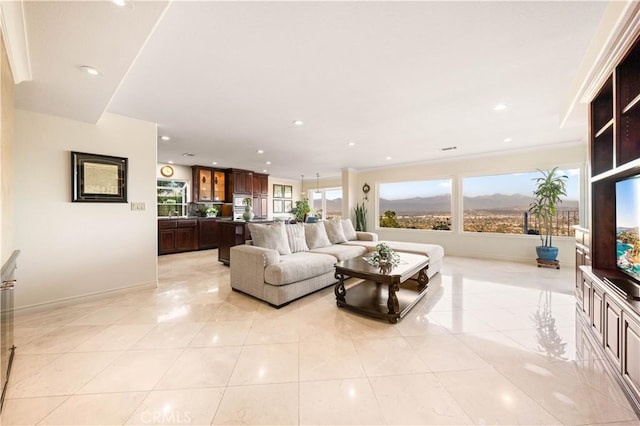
[417,267,429,288]
[387,282,400,315]
[334,271,346,307]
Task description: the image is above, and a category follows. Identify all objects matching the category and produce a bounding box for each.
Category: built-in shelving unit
[578,33,640,416]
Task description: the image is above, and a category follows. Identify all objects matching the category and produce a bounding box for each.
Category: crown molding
[561,1,640,128]
[579,1,640,104]
[0,1,32,84]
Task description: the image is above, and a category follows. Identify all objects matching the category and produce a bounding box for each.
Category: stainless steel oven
[233,196,247,220]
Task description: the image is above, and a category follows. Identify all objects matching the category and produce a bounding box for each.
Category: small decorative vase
[243,206,254,221]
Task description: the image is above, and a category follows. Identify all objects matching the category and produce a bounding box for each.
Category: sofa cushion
[264,252,337,286]
[285,223,309,253]
[309,244,367,261]
[304,222,332,249]
[381,241,445,261]
[324,220,347,244]
[341,219,358,241]
[342,240,378,250]
[248,222,292,255]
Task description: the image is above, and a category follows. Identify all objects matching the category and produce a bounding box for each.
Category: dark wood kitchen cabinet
[252,195,269,220]
[158,219,198,255]
[192,166,226,202]
[198,218,219,249]
[218,221,252,265]
[253,173,269,195]
[226,169,253,198]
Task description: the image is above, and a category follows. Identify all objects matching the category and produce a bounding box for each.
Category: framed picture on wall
[273,184,284,198]
[284,200,292,213]
[71,151,128,203]
[284,185,293,199]
[273,199,284,213]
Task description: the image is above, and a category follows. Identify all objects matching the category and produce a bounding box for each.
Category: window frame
[157,178,189,217]
[459,165,585,239]
[308,187,343,220]
[375,177,453,232]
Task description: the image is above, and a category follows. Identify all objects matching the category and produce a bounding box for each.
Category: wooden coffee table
[334,252,430,323]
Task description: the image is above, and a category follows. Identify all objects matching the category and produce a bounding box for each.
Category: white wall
[269,176,301,219]
[1,34,14,265]
[352,144,588,265]
[156,163,192,183]
[14,111,158,308]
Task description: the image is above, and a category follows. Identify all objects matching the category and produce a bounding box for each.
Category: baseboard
[14,281,158,314]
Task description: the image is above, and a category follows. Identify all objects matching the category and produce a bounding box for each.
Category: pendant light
[315,173,321,193]
[300,174,304,197]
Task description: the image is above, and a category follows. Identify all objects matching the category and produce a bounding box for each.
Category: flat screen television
[616,174,640,283]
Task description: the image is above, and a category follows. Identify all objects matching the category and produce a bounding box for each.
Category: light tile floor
[3,251,640,425]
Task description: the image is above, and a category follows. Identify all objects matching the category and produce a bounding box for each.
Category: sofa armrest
[356,231,379,242]
[231,244,280,267]
[230,245,280,299]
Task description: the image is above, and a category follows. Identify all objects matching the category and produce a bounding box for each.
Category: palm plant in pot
[529,167,568,262]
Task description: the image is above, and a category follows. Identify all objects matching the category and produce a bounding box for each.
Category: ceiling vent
[181,152,196,157]
[441,146,457,151]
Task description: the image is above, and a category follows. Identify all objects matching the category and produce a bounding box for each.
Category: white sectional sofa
[229,219,444,307]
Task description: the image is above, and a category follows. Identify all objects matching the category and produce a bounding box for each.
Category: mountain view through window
[463,169,580,235]
[379,179,452,230]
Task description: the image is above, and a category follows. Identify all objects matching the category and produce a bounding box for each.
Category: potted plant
[528,167,568,262]
[242,197,254,221]
[291,198,311,222]
[354,202,367,231]
[205,206,218,217]
[371,242,400,266]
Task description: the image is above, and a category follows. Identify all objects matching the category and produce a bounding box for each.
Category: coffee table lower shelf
[336,279,429,323]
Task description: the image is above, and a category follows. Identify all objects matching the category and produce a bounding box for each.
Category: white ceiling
[16,1,608,180]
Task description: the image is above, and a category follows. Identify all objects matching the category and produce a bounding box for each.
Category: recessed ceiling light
[386,156,392,160]
[257,149,264,154]
[160,135,171,141]
[348,142,356,147]
[266,161,271,165]
[212,161,218,165]
[263,169,268,173]
[80,65,100,76]
[293,120,304,126]
[111,0,127,6]
[503,138,512,143]
[168,161,174,164]
[493,103,507,111]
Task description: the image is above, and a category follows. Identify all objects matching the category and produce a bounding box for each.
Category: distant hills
[617,227,639,235]
[325,194,579,214]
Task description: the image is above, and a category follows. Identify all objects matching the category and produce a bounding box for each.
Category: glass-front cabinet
[193,166,226,202]
[157,180,188,217]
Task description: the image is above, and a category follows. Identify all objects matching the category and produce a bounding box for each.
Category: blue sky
[379,169,580,200]
[616,176,640,228]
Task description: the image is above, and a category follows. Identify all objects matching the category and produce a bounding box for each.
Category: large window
[462,169,580,235]
[157,180,188,217]
[378,179,452,230]
[310,188,343,220]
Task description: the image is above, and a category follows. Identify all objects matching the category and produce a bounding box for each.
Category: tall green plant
[291,198,310,222]
[529,167,568,248]
[354,202,367,231]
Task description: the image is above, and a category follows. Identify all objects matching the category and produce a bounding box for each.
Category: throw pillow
[324,219,348,244]
[341,218,358,241]
[304,222,332,249]
[248,222,292,255]
[285,223,309,253]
